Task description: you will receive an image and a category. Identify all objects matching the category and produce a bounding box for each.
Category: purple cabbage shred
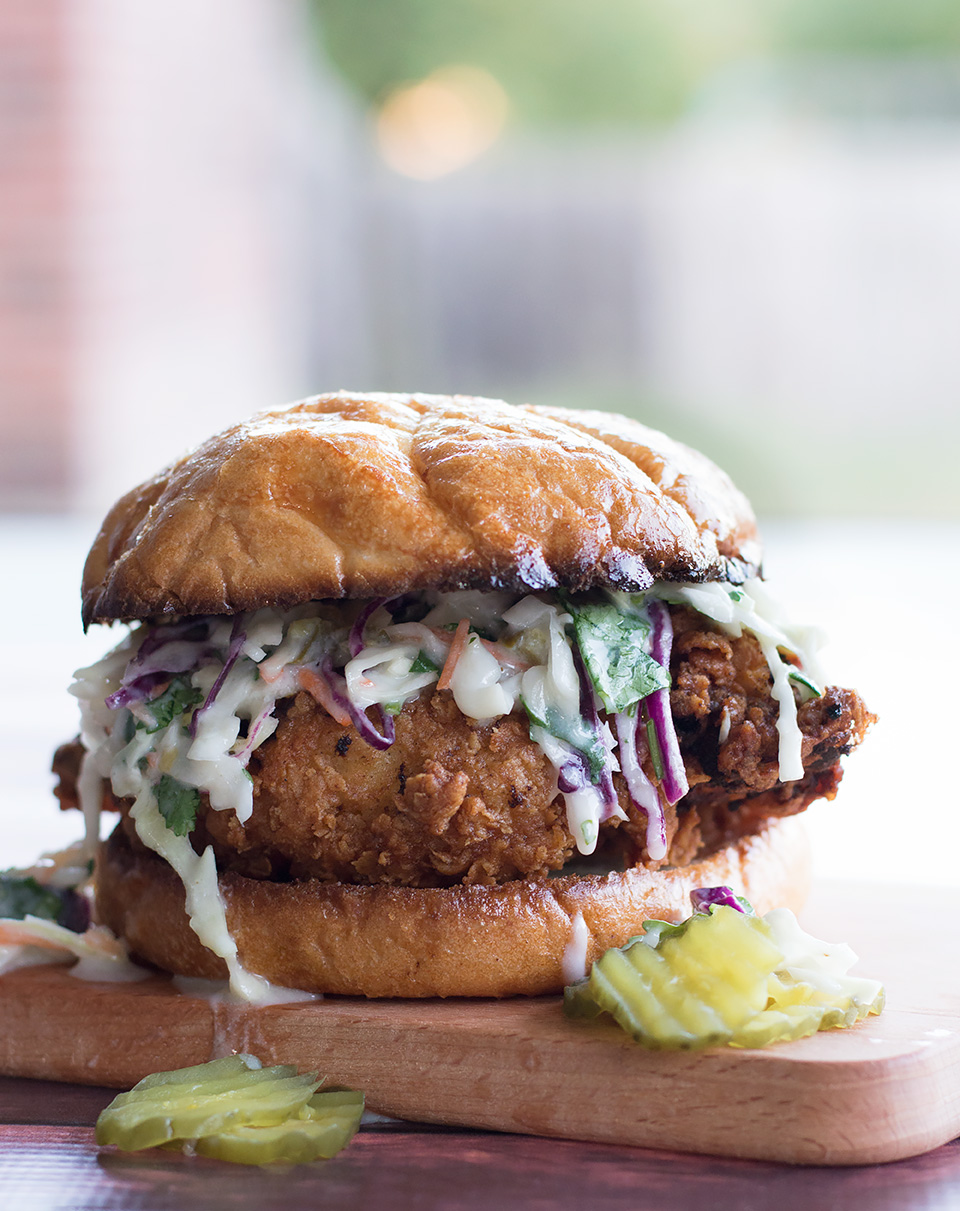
[319,655,395,751]
[105,671,171,712]
[690,886,746,915]
[613,709,666,857]
[58,888,91,934]
[232,703,275,767]
[189,618,247,738]
[348,598,395,659]
[107,620,215,712]
[645,601,689,806]
[557,755,590,794]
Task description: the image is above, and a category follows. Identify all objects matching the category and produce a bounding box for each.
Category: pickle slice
[110,1059,300,1109]
[133,1054,264,1091]
[730,1003,825,1049]
[644,911,778,1025]
[573,907,785,1050]
[302,1089,365,1117]
[767,970,885,1032]
[667,908,783,1004]
[96,1063,321,1152]
[194,1090,365,1165]
[618,942,731,1043]
[563,898,885,1052]
[591,946,704,1048]
[563,979,604,1020]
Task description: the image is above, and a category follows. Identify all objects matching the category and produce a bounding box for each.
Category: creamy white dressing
[72,639,136,861]
[129,789,274,1002]
[258,617,326,682]
[73,579,828,1003]
[172,975,321,1005]
[505,598,619,854]
[562,912,591,984]
[422,590,517,632]
[345,642,437,713]
[387,622,450,667]
[71,953,149,983]
[614,712,665,861]
[649,579,820,784]
[718,705,732,747]
[755,634,804,782]
[763,907,884,1008]
[449,632,518,722]
[535,728,605,853]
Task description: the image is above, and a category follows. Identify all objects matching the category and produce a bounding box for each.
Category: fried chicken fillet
[54,608,873,888]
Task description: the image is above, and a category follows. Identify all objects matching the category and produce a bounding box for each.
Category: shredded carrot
[0,922,65,949]
[437,619,470,691]
[0,920,127,957]
[298,668,352,727]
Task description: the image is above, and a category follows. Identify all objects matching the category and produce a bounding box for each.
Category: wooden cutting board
[0,881,956,1166]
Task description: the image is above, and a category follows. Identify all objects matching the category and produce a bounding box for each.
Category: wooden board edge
[1,966,959,1165]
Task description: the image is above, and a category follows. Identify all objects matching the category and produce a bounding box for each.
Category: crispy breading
[669,607,874,794]
[191,692,576,888]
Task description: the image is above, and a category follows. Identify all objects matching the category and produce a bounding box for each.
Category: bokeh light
[376,65,509,179]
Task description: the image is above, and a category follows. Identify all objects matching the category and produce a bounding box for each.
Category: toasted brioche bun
[81,392,761,627]
[96,818,811,998]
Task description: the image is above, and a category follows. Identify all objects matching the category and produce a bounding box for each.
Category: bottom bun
[96,819,812,998]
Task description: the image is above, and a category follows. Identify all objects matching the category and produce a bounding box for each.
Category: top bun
[81,392,761,626]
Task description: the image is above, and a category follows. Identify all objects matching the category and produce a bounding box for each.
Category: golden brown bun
[82,392,761,625]
[96,818,810,998]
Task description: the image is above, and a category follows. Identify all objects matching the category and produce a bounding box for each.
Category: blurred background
[1,0,958,885]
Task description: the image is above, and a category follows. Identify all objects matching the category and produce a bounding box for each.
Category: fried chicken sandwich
[53,392,873,998]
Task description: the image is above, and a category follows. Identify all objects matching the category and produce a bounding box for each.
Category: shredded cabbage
[72,579,828,999]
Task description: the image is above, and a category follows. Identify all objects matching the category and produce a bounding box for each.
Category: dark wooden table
[2,1076,959,1210]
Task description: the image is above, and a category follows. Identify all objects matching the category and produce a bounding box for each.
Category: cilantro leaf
[519,695,549,733]
[0,874,62,923]
[139,678,203,734]
[565,600,670,714]
[635,920,688,949]
[645,716,665,780]
[520,697,608,782]
[410,650,439,675]
[155,775,200,837]
[0,874,88,931]
[788,670,822,699]
[640,892,757,951]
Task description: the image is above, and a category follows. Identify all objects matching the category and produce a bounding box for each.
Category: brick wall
[0,0,71,509]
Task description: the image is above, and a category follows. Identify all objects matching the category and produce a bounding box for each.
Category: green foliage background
[311,0,960,124]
